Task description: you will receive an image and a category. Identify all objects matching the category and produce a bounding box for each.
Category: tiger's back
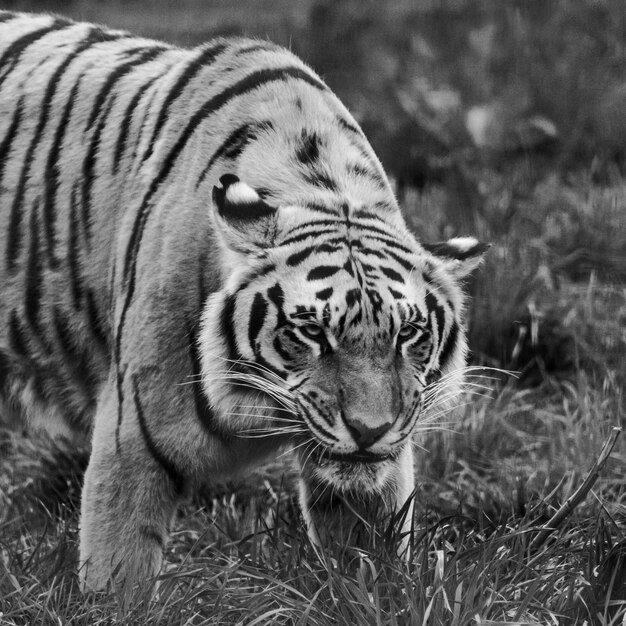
[0,13,174,434]
[0,11,487,596]
[0,12,366,435]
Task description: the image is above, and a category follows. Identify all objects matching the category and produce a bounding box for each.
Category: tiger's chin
[297,443,405,495]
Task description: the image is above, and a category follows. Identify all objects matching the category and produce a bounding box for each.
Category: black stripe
[84,290,109,350]
[141,42,228,163]
[322,302,331,327]
[438,320,458,369]
[0,20,71,90]
[299,402,338,442]
[335,309,349,338]
[425,291,446,347]
[0,12,18,24]
[220,293,239,360]
[353,209,387,222]
[306,203,338,216]
[186,321,232,441]
[278,228,338,247]
[8,311,29,357]
[360,222,409,244]
[315,287,333,301]
[303,169,338,191]
[196,120,274,188]
[120,45,159,58]
[282,219,342,240]
[219,123,273,160]
[24,201,45,340]
[345,287,361,308]
[366,288,383,320]
[287,246,316,267]
[399,394,421,431]
[0,350,10,391]
[266,283,287,328]
[233,42,277,56]
[43,78,81,268]
[0,96,23,182]
[388,287,404,300]
[113,75,159,174]
[248,292,268,353]
[304,393,335,428]
[380,266,405,283]
[336,116,363,138]
[114,348,125,450]
[0,97,24,264]
[379,247,415,272]
[81,94,117,243]
[373,201,395,212]
[128,83,161,166]
[343,258,355,278]
[346,161,385,186]
[67,185,83,308]
[296,130,321,166]
[132,375,185,494]
[315,242,342,255]
[307,265,341,281]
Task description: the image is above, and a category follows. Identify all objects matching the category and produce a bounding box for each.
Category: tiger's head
[199,175,488,494]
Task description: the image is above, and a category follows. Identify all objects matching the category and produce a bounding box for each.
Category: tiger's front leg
[79,378,183,597]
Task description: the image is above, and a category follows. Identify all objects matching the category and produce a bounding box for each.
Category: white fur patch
[446,236,479,253]
[225,181,260,204]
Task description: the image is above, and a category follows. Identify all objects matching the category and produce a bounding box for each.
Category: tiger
[0,10,488,594]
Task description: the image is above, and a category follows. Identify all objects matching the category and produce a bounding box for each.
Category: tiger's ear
[422,237,491,280]
[212,174,278,252]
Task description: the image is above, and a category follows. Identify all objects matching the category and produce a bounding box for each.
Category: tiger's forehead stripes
[266,249,428,345]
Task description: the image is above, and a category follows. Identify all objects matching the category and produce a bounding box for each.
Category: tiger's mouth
[311,447,398,465]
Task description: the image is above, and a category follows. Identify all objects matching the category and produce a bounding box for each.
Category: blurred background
[1,4,626,619]
[2,0,624,388]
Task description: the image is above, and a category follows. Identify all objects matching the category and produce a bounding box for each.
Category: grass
[2,375,625,624]
[2,0,626,623]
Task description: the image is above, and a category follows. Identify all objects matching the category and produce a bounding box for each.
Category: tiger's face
[245,262,430,492]
[200,176,487,493]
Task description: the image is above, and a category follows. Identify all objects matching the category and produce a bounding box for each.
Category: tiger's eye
[300,324,324,340]
[398,324,418,341]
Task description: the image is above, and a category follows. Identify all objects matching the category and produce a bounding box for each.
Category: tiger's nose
[343,414,393,448]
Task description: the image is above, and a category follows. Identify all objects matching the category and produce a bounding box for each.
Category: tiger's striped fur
[0,11,488,593]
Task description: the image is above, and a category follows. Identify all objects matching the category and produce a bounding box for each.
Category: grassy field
[2,0,626,624]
